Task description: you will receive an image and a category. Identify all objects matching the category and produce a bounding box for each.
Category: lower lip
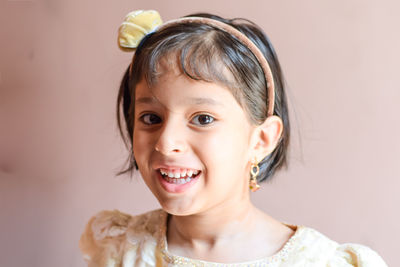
[157,171,200,193]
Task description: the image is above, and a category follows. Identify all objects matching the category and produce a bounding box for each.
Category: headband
[118,10,275,116]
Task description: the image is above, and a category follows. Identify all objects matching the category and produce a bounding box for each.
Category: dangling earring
[249,158,260,192]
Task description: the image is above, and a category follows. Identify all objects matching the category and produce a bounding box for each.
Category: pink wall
[1,0,398,266]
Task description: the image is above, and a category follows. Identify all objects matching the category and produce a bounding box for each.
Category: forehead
[136,94,224,107]
[135,71,237,108]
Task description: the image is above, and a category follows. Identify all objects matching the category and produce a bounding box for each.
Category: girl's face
[133,71,258,216]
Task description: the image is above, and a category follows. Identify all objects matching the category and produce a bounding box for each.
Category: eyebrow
[135,97,224,106]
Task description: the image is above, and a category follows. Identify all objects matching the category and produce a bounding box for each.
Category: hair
[116,13,290,183]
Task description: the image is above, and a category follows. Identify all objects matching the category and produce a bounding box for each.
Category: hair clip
[118,10,163,50]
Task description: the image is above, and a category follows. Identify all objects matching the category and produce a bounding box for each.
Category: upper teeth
[159,168,199,178]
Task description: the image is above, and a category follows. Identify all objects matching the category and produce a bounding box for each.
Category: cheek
[132,131,153,166]
[132,133,156,189]
[194,126,250,175]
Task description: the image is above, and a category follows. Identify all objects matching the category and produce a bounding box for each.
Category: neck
[167,197,261,249]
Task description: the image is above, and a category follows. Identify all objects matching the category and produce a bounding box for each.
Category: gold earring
[249,158,260,192]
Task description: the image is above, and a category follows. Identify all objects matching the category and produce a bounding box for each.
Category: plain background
[1,0,398,266]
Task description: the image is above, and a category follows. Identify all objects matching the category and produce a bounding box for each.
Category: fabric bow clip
[118,10,163,51]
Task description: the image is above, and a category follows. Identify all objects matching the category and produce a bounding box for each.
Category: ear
[250,115,283,162]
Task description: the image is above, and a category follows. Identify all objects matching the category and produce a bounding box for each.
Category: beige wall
[1,0,398,266]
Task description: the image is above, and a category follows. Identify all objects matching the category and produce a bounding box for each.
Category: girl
[79,10,388,267]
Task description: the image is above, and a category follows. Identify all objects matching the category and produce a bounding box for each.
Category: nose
[154,117,188,155]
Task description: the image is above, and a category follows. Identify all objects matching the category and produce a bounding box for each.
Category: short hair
[116,13,290,182]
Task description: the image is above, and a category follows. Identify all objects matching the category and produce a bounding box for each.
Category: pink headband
[121,13,275,116]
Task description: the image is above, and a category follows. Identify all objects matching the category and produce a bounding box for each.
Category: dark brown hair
[116,13,290,182]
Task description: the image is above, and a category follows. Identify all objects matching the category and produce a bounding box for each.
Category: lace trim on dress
[155,211,305,267]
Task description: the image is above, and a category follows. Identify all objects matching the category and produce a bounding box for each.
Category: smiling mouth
[158,169,201,184]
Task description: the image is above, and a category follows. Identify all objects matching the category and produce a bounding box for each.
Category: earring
[249,158,260,192]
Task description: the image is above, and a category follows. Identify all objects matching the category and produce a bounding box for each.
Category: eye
[191,114,215,126]
[139,113,162,125]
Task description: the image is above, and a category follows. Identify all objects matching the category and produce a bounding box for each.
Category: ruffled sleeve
[328,243,388,267]
[79,210,132,267]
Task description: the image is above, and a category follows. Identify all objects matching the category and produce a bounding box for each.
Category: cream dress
[79,209,388,267]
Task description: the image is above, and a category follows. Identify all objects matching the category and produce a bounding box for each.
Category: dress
[79,209,388,267]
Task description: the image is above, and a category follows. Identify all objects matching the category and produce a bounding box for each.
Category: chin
[158,199,199,216]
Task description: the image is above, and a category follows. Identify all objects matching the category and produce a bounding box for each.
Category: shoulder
[330,243,388,267]
[79,209,165,266]
[289,225,388,267]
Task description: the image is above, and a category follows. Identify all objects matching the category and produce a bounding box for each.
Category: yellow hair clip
[118,10,163,50]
